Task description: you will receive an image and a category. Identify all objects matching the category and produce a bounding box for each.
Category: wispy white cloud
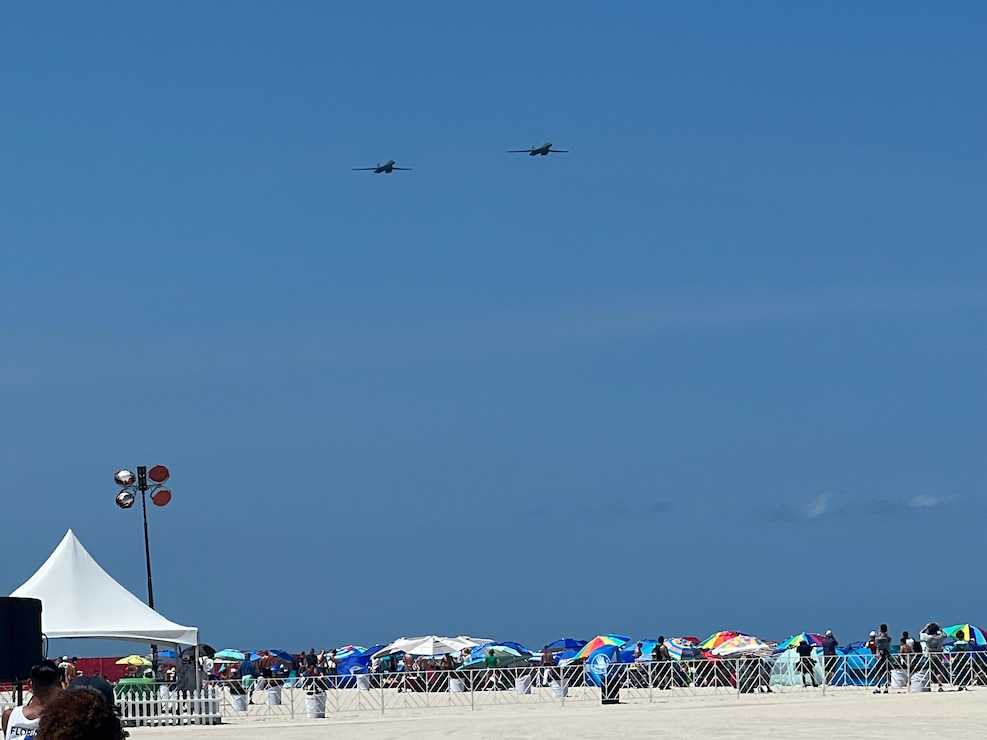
[908,495,940,508]
[807,493,830,519]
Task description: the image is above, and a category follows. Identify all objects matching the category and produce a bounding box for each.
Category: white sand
[130,689,987,739]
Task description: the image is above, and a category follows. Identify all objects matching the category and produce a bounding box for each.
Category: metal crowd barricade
[207,650,987,722]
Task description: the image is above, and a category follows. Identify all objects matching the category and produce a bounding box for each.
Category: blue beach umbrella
[543,638,587,653]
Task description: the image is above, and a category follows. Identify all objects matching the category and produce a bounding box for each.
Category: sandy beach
[129,689,987,740]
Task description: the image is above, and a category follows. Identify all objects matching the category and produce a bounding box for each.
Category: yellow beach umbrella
[115,654,152,667]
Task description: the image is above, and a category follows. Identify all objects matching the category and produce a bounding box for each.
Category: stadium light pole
[114,465,172,666]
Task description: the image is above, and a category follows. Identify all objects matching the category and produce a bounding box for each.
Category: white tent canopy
[10,529,198,646]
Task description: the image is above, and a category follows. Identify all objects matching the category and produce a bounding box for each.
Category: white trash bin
[515,674,533,695]
[230,693,248,712]
[891,668,907,689]
[449,678,465,693]
[909,669,931,693]
[266,686,282,705]
[550,680,568,698]
[356,674,371,691]
[305,692,326,718]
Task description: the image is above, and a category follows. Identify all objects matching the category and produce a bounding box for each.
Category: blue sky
[2,1,985,655]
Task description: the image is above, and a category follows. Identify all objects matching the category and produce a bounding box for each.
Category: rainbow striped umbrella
[775,633,825,653]
[710,634,775,657]
[698,630,744,651]
[572,634,630,661]
[944,624,987,645]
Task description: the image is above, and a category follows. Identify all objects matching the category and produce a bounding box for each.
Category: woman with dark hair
[3,661,63,740]
[35,690,126,740]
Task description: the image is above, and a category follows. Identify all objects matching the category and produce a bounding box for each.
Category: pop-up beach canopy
[9,529,198,646]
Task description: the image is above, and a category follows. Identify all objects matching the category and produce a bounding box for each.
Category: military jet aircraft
[508,142,568,156]
[352,160,412,174]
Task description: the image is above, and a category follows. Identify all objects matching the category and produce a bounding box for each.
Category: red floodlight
[148,465,170,484]
[150,488,172,507]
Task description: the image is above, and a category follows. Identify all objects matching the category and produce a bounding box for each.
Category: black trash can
[601,666,621,705]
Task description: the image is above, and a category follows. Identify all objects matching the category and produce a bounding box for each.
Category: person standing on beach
[3,661,63,740]
[821,630,838,685]
[239,654,257,704]
[539,648,556,686]
[920,622,947,692]
[651,636,671,689]
[483,649,498,690]
[872,625,891,694]
[797,640,819,687]
[952,629,970,690]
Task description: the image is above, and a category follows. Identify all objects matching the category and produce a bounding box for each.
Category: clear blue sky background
[2,2,985,655]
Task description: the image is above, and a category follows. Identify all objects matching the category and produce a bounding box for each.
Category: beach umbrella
[464,644,531,669]
[543,638,587,653]
[115,655,152,667]
[454,635,494,648]
[460,653,530,670]
[666,637,702,662]
[697,630,744,651]
[363,644,387,659]
[214,649,246,661]
[469,643,531,662]
[480,641,532,656]
[944,624,987,645]
[710,635,775,657]
[333,646,367,661]
[572,634,631,661]
[774,633,825,653]
[372,635,485,658]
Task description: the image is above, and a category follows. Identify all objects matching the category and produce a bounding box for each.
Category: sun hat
[869,631,876,637]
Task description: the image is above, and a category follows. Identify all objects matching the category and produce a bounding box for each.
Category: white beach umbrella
[372,635,493,658]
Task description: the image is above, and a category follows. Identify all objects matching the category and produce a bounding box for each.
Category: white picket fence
[118,685,222,726]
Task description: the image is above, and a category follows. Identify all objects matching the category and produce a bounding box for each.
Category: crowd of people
[2,661,126,740]
[206,621,983,695]
[2,622,980,736]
